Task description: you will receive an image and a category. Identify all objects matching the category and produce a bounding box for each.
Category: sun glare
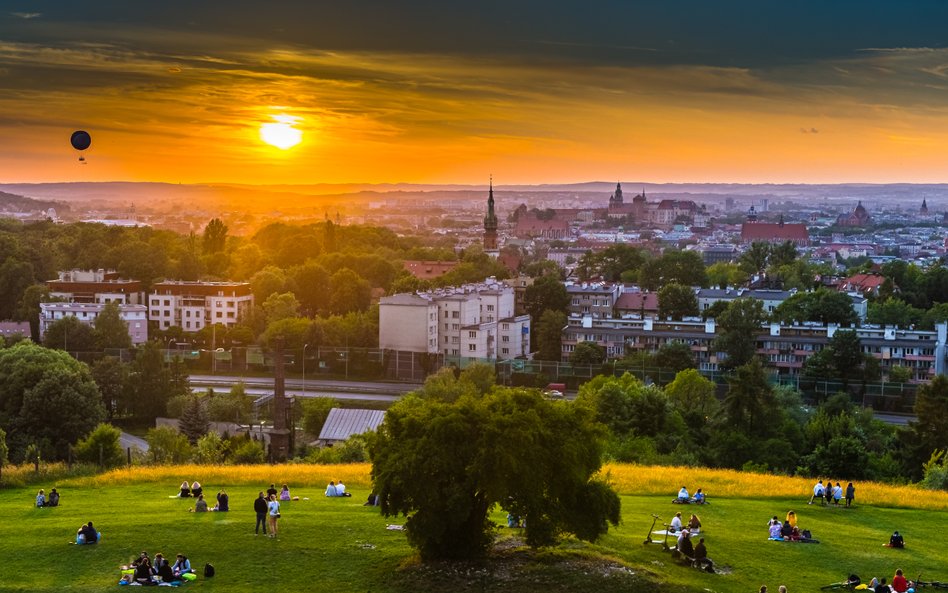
[259,115,303,150]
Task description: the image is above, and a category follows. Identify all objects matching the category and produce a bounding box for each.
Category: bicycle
[820,575,861,590]
[915,581,948,589]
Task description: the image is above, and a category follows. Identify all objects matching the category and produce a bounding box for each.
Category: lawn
[3,464,947,593]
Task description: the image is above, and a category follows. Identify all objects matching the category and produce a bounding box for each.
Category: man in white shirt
[670,512,683,533]
[335,481,347,497]
[808,480,825,505]
[677,486,689,502]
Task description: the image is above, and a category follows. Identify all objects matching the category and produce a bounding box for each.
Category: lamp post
[302,343,309,398]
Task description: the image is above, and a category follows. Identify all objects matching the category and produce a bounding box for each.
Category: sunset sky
[3,1,948,184]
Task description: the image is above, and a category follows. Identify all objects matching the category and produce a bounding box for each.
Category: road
[189,374,420,402]
[120,432,150,452]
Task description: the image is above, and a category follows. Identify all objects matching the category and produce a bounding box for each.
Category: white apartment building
[149,281,253,332]
[39,302,149,345]
[47,269,144,305]
[379,277,530,360]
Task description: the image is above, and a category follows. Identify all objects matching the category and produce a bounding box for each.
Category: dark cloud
[11,12,42,19]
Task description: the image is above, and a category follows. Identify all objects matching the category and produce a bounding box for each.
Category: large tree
[535,310,567,362]
[328,268,372,314]
[523,275,570,322]
[370,388,620,559]
[202,218,228,254]
[43,315,97,353]
[658,283,699,320]
[772,289,858,326]
[569,341,605,365]
[713,298,766,369]
[94,302,132,350]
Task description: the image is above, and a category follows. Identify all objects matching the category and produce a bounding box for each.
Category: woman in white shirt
[267,494,281,538]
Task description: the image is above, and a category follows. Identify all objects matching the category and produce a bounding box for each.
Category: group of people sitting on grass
[674,486,706,504]
[671,528,715,572]
[808,479,856,507]
[326,480,351,497]
[767,510,817,542]
[119,551,194,586]
[179,481,203,498]
[36,488,60,507]
[76,521,100,544]
[189,489,229,512]
[669,511,702,533]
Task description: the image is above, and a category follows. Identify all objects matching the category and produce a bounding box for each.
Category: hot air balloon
[70,130,91,162]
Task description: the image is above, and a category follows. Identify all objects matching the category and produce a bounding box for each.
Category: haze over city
[5,1,948,185]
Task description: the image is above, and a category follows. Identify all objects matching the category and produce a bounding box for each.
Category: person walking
[267,493,281,538]
[254,491,268,535]
[845,482,855,507]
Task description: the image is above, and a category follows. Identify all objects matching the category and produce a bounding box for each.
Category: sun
[259,115,303,150]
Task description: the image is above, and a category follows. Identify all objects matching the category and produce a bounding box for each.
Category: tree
[205,383,252,423]
[0,341,105,460]
[43,316,96,353]
[888,365,911,383]
[370,388,620,559]
[290,261,331,316]
[74,423,125,468]
[15,283,51,340]
[713,298,766,369]
[302,397,339,438]
[665,369,718,428]
[773,289,858,326]
[535,310,566,362]
[739,242,771,274]
[523,275,570,321]
[179,395,210,444]
[652,341,697,377]
[263,292,301,324]
[250,265,289,302]
[94,302,132,350]
[720,358,777,438]
[578,244,646,281]
[569,341,605,365]
[702,300,729,320]
[129,341,172,421]
[706,262,747,289]
[202,218,228,254]
[329,268,372,314]
[769,240,798,268]
[868,298,924,328]
[193,431,227,464]
[0,428,8,482]
[658,283,699,320]
[908,375,948,469]
[91,356,129,418]
[639,251,706,290]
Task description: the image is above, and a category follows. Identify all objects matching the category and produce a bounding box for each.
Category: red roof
[514,214,570,237]
[615,292,659,312]
[840,273,886,293]
[741,222,809,243]
[402,260,458,280]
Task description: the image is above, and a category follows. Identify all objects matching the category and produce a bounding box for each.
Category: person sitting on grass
[36,489,46,507]
[133,557,156,586]
[47,488,60,507]
[215,489,229,512]
[172,554,192,578]
[809,480,825,505]
[786,510,797,528]
[677,486,690,502]
[693,537,714,571]
[769,521,783,539]
[191,481,203,499]
[670,512,683,533]
[76,521,99,544]
[891,570,908,593]
[179,481,191,498]
[676,530,695,560]
[326,481,339,497]
[688,514,701,532]
[191,494,208,512]
[887,531,905,548]
[693,488,706,504]
[833,483,843,506]
[336,480,352,497]
[280,484,292,501]
[154,555,175,583]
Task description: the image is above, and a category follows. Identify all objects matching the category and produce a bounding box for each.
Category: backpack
[204,563,215,578]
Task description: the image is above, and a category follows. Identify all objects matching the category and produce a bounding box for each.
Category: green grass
[3,472,947,593]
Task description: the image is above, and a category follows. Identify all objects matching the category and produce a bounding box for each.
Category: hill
[0,190,68,215]
[3,463,947,592]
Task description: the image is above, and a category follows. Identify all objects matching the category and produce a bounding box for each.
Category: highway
[189,374,420,402]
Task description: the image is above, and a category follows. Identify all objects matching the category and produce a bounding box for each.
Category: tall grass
[600,463,948,510]
[0,461,101,488]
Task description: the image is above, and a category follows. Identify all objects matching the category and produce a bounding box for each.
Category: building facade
[39,302,149,345]
[379,278,530,360]
[149,281,253,332]
[47,269,144,304]
[566,281,620,319]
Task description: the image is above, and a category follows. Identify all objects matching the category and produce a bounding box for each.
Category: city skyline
[4,1,948,185]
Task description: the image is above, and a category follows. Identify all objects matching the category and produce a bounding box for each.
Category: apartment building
[695,288,869,320]
[566,281,620,319]
[39,302,149,344]
[149,281,253,332]
[47,269,144,305]
[561,316,947,381]
[379,278,530,360]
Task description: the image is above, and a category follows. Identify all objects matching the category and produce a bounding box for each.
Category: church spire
[483,176,498,250]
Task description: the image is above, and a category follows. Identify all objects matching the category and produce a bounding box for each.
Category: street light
[302,343,309,397]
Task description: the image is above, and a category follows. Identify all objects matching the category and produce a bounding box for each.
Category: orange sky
[4,4,948,184]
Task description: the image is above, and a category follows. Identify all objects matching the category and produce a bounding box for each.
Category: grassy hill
[3,463,947,593]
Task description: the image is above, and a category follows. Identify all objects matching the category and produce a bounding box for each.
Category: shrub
[193,432,228,465]
[921,449,948,491]
[145,426,192,464]
[74,423,125,468]
[231,439,266,464]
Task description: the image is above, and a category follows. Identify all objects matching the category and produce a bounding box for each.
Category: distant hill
[0,190,69,214]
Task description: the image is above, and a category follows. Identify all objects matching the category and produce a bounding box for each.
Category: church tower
[483,178,498,250]
[920,199,929,216]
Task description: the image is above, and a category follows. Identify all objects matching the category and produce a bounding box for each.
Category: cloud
[11,12,41,19]
[800,128,819,134]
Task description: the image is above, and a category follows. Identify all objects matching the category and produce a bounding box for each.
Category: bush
[921,450,948,490]
[145,426,192,464]
[231,439,266,464]
[302,397,338,438]
[74,423,125,468]
[193,432,228,465]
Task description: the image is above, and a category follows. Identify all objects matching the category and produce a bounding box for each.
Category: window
[452,311,459,318]
[487,304,494,311]
[186,311,191,318]
[502,323,509,330]
[502,336,509,342]
[468,344,477,351]
[151,300,160,307]
[451,349,459,355]
[186,321,191,329]
[227,312,235,318]
[164,310,171,317]
[164,299,171,306]
[452,324,459,330]
[216,312,223,318]
[468,331,477,338]
[502,348,509,355]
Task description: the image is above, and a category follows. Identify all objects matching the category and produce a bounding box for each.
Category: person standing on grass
[267,493,281,538]
[254,491,268,535]
[846,482,855,507]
